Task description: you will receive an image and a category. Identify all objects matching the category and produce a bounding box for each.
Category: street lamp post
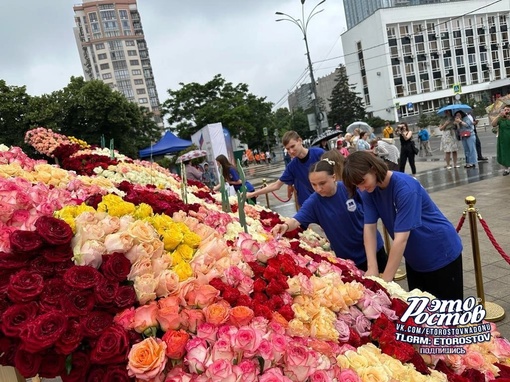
[276,0,325,137]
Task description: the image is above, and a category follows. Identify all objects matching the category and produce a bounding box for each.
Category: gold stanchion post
[382,224,407,281]
[465,196,505,322]
[262,179,270,209]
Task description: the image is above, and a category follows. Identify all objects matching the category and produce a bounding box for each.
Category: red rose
[253,303,273,320]
[39,352,66,378]
[19,311,67,353]
[0,270,13,294]
[248,261,266,278]
[114,285,136,309]
[0,251,30,270]
[222,286,241,305]
[62,290,95,317]
[9,230,44,256]
[60,351,90,382]
[278,304,294,321]
[14,347,42,378]
[1,302,39,337]
[54,259,74,277]
[55,318,83,355]
[105,366,130,381]
[253,278,266,293]
[209,278,227,292]
[266,295,284,311]
[81,311,114,338]
[42,245,73,263]
[30,256,55,278]
[94,279,118,306]
[101,252,131,282]
[0,337,17,366]
[7,270,44,303]
[263,266,279,281]
[86,366,107,382]
[34,216,73,246]
[409,352,431,375]
[40,278,69,309]
[89,324,130,365]
[236,294,253,308]
[63,265,103,290]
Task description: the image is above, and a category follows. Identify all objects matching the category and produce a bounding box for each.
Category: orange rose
[186,284,219,308]
[127,337,167,380]
[162,329,190,359]
[228,306,254,327]
[203,301,230,326]
[271,311,289,329]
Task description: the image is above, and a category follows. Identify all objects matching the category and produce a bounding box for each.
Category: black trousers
[474,128,484,159]
[405,254,463,300]
[399,147,416,175]
[357,247,388,274]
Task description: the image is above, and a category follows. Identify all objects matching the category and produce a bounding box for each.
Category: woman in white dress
[439,109,459,169]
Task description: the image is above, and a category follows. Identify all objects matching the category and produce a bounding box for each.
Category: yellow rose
[344,351,370,370]
[173,261,193,281]
[182,231,201,247]
[287,319,311,337]
[310,308,338,341]
[175,244,194,261]
[336,354,350,369]
[358,365,391,382]
[133,203,153,219]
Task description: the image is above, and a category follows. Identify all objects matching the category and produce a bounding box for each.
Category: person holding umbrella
[491,102,510,175]
[453,110,477,168]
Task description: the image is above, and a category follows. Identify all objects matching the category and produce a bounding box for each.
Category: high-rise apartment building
[343,0,467,29]
[341,0,510,121]
[73,0,162,125]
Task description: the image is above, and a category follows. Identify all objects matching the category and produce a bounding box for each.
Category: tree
[417,113,430,129]
[328,65,366,129]
[161,74,273,146]
[0,80,31,148]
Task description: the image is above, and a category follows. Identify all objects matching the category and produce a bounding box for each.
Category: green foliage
[0,80,32,148]
[417,113,430,128]
[161,74,273,147]
[270,107,313,142]
[328,65,366,128]
[364,116,388,132]
[427,113,442,127]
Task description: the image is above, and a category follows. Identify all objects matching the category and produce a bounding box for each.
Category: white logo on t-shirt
[346,199,357,212]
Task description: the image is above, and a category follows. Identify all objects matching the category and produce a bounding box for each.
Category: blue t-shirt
[360,171,462,272]
[294,182,384,266]
[279,147,324,206]
[418,129,430,141]
[228,167,255,192]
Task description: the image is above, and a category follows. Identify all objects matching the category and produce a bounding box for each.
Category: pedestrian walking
[417,126,433,156]
[439,109,460,169]
[343,151,464,300]
[397,122,416,175]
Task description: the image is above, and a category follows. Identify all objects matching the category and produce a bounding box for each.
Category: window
[500,15,507,26]
[112,60,127,70]
[434,78,443,90]
[421,79,430,92]
[444,57,452,69]
[138,98,148,104]
[102,73,112,79]
[88,12,98,22]
[429,41,438,51]
[119,9,129,19]
[134,79,144,85]
[128,50,138,56]
[459,74,467,85]
[492,51,500,61]
[395,84,404,97]
[413,24,424,34]
[480,52,487,63]
[405,63,414,75]
[364,94,371,105]
[456,56,464,66]
[125,40,135,46]
[416,43,425,53]
[390,46,398,57]
[98,53,107,60]
[467,36,474,47]
[403,45,412,55]
[442,39,450,50]
[399,25,409,36]
[130,59,140,66]
[114,69,130,80]
[108,40,123,50]
[110,51,125,60]
[148,87,157,97]
[132,69,142,75]
[387,27,396,38]
[471,72,479,84]
[392,65,401,77]
[418,62,428,73]
[408,82,417,95]
[136,88,146,95]
[100,63,110,70]
[495,68,501,80]
[468,54,476,65]
[431,58,440,70]
[454,38,462,47]
[100,10,116,21]
[95,43,105,50]
[150,97,159,107]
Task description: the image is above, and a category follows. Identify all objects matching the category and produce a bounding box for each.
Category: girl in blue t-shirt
[214,154,256,204]
[272,154,387,272]
[342,151,463,300]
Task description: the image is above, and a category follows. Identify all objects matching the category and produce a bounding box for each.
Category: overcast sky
[0,0,346,110]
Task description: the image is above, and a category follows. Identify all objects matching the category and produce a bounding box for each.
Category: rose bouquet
[0,129,509,381]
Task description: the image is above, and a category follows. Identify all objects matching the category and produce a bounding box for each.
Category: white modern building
[341,0,510,121]
[73,0,163,126]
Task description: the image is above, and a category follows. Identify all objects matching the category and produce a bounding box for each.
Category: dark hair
[282,131,301,146]
[215,154,236,181]
[454,110,467,118]
[399,122,409,130]
[343,151,388,197]
[320,150,345,179]
[360,131,367,139]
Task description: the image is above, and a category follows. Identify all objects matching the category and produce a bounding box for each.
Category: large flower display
[0,127,509,381]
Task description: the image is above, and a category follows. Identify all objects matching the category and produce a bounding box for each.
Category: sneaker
[454,165,460,168]
[503,170,510,176]
[478,157,489,162]
[446,166,452,169]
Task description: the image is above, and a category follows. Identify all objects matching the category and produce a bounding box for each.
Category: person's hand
[271,223,289,237]
[246,191,255,199]
[364,266,380,278]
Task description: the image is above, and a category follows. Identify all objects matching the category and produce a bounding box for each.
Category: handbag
[460,131,471,138]
[411,140,419,155]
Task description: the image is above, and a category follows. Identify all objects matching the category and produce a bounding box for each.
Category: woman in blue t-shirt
[342,151,463,300]
[214,154,256,204]
[272,154,387,272]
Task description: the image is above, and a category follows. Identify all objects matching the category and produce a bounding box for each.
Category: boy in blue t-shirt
[417,127,432,156]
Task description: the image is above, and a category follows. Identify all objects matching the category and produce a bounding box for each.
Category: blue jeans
[461,134,477,165]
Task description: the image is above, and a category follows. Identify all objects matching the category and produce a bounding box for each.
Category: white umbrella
[176,150,207,163]
[346,121,372,134]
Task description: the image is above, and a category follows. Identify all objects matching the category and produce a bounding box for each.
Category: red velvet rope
[456,215,466,233]
[270,191,292,203]
[478,217,510,265]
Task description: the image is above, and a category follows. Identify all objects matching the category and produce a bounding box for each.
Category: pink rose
[259,368,293,382]
[203,359,236,382]
[493,337,510,358]
[184,337,210,374]
[114,307,136,330]
[309,370,331,382]
[233,359,259,382]
[270,333,287,363]
[157,297,181,332]
[334,319,351,342]
[196,322,219,343]
[133,301,159,333]
[336,369,361,382]
[164,366,192,382]
[185,284,219,308]
[209,338,234,362]
[232,326,263,356]
[179,308,205,334]
[256,339,274,370]
[354,315,371,337]
[462,350,485,370]
[283,343,318,381]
